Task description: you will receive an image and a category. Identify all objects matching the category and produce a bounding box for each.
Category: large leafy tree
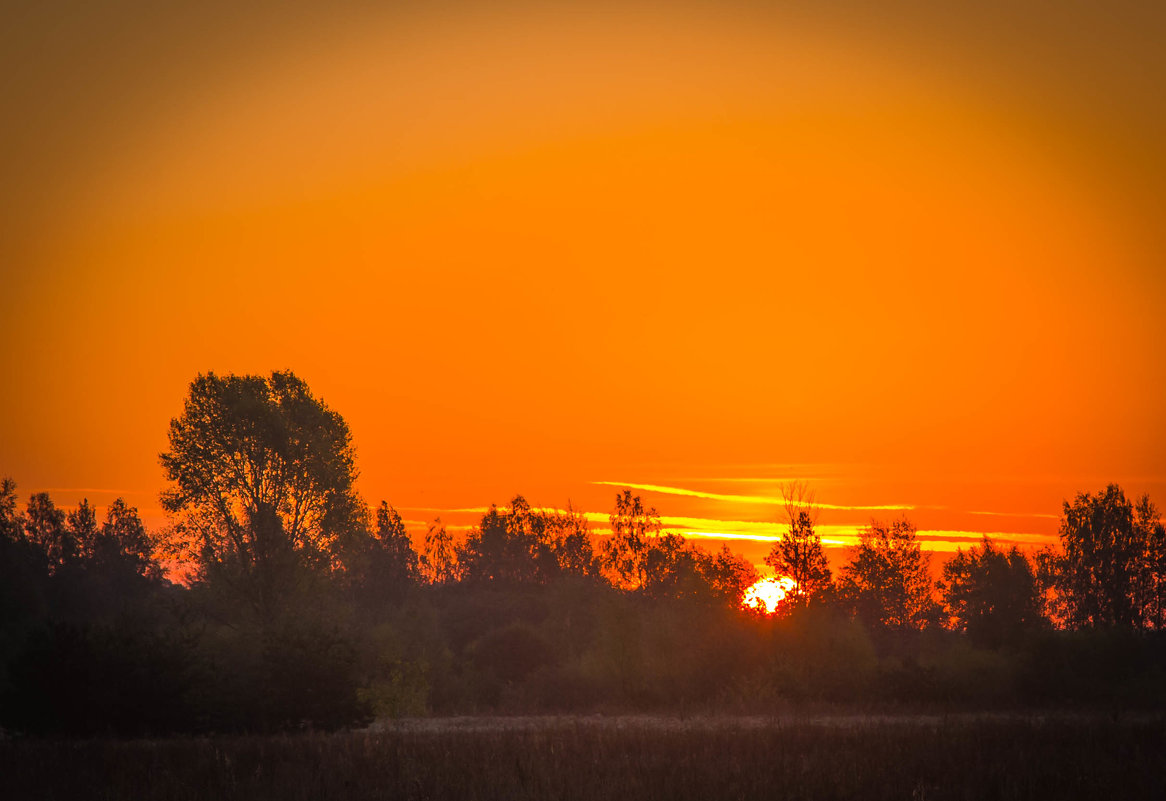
[1052,485,1166,629]
[938,536,1044,648]
[159,370,363,615]
[764,484,831,608]
[837,517,938,629]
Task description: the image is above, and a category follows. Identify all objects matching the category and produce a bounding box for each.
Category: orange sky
[2,1,1164,573]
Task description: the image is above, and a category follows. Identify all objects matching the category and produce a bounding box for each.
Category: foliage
[11,373,1166,735]
[1051,485,1166,629]
[642,537,758,605]
[422,517,457,585]
[0,477,20,543]
[938,536,1045,648]
[764,483,832,608]
[837,517,938,630]
[22,491,69,570]
[348,502,421,608]
[601,490,662,590]
[457,497,601,586]
[458,497,558,584]
[159,370,364,616]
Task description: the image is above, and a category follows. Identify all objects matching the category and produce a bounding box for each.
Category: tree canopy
[159,370,363,615]
[939,536,1043,648]
[837,517,937,630]
[457,496,598,585]
[8,363,1166,735]
[764,484,831,609]
[601,490,662,590]
[1052,485,1166,629]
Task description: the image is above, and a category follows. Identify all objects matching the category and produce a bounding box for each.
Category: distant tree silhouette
[159,370,363,617]
[457,496,599,584]
[641,533,706,600]
[354,501,420,601]
[422,517,457,585]
[0,477,19,543]
[59,498,164,622]
[458,497,556,584]
[1135,494,1166,629]
[601,490,662,590]
[23,492,69,571]
[837,517,938,629]
[938,536,1044,648]
[65,500,99,560]
[93,498,159,580]
[764,483,831,609]
[8,492,159,585]
[0,479,47,637]
[702,544,760,606]
[1051,485,1166,629]
[542,505,600,578]
[650,540,758,605]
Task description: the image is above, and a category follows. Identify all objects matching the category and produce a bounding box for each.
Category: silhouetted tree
[458,502,597,585]
[0,479,47,643]
[625,533,755,606]
[422,517,457,585]
[938,536,1044,648]
[764,483,831,608]
[694,544,759,606]
[1051,485,1166,629]
[0,478,20,543]
[601,490,662,590]
[159,370,363,617]
[350,501,420,603]
[543,505,600,578]
[459,496,573,584]
[837,517,938,629]
[1134,494,1166,629]
[641,533,706,600]
[1032,543,1068,626]
[93,498,159,579]
[23,492,69,571]
[65,500,99,559]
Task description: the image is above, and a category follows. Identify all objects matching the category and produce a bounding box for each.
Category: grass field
[3,714,1164,800]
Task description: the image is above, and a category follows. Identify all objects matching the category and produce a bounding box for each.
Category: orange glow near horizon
[743,577,798,615]
[1,2,1164,562]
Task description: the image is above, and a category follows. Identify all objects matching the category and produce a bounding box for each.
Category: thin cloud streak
[967,509,1060,520]
[670,476,832,484]
[400,507,1057,551]
[37,488,149,496]
[593,481,914,511]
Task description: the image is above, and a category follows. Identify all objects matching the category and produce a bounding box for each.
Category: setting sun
[743,576,797,614]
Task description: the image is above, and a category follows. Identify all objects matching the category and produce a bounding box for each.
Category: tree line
[2,370,1164,736]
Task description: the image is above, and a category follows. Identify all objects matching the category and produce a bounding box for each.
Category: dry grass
[3,714,1164,800]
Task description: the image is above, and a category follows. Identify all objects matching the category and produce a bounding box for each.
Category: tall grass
[3,715,1164,800]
